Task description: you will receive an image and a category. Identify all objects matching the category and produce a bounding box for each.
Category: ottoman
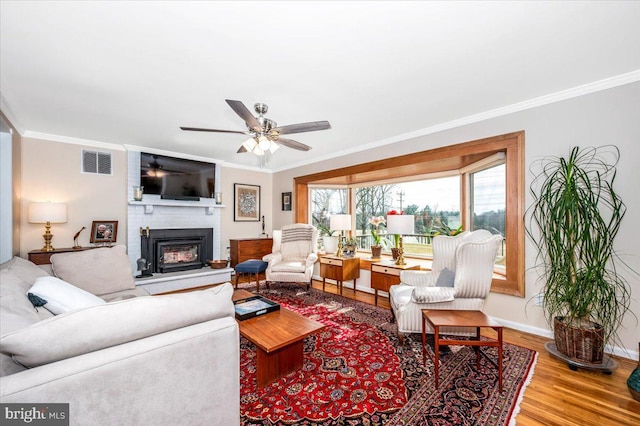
[235,259,269,292]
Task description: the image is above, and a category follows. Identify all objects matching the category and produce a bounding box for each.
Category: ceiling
[1,1,639,172]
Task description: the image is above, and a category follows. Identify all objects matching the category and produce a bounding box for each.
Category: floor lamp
[386,214,414,266]
[329,214,351,258]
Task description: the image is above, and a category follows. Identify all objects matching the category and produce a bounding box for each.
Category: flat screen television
[140,152,215,201]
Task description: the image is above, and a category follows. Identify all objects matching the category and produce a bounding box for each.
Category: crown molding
[272,70,640,173]
[22,131,127,151]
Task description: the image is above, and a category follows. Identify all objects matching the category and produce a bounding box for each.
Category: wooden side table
[422,309,504,391]
[28,247,96,265]
[319,255,360,295]
[370,261,419,306]
[229,238,273,267]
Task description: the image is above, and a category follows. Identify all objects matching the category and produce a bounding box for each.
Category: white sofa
[0,248,240,426]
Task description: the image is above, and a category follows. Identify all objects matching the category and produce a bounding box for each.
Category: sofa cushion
[28,276,106,315]
[1,263,56,377]
[0,256,51,294]
[271,260,306,273]
[0,282,235,368]
[50,245,135,296]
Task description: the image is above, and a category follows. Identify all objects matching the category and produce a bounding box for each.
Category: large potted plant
[527,146,632,364]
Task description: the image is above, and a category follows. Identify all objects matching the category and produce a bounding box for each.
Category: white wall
[0,125,12,262]
[219,165,273,259]
[272,82,640,355]
[20,138,127,256]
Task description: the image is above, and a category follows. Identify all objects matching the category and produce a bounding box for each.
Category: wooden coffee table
[422,309,504,391]
[233,290,326,388]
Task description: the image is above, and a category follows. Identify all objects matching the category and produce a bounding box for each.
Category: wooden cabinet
[229,238,273,267]
[370,261,420,305]
[28,247,96,265]
[319,255,360,295]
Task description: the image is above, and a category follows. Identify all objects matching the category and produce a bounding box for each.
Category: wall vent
[82,150,112,175]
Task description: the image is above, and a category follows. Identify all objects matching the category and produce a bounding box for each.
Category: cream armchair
[389,230,503,343]
[263,224,318,290]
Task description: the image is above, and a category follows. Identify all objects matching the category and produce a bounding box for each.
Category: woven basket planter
[554,317,604,364]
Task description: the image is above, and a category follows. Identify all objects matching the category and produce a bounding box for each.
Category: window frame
[295,131,525,297]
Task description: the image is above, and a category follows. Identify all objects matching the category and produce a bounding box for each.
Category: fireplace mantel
[128,197,225,214]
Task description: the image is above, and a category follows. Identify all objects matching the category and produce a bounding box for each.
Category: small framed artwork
[282,192,292,211]
[234,183,260,222]
[90,220,118,243]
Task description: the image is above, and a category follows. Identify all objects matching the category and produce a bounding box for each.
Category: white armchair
[263,224,318,290]
[389,230,503,343]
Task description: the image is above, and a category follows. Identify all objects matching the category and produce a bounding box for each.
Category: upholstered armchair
[263,224,318,290]
[389,230,503,343]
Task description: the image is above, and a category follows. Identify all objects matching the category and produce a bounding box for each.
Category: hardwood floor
[308,280,639,426]
[184,277,640,425]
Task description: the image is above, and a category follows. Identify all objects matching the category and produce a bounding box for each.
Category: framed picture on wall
[90,220,118,243]
[234,183,260,222]
[282,192,292,211]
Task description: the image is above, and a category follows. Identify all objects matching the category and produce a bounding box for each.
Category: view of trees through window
[310,164,506,262]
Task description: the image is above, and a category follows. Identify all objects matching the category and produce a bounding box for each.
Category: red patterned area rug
[238,283,537,426]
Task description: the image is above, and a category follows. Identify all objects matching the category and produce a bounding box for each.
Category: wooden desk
[319,255,360,296]
[233,289,326,388]
[229,238,273,267]
[422,309,504,391]
[28,247,96,265]
[370,261,420,305]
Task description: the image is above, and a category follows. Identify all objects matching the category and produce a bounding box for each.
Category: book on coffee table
[233,295,280,320]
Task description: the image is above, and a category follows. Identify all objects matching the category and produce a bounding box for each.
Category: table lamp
[386,214,414,265]
[28,202,67,252]
[329,214,351,258]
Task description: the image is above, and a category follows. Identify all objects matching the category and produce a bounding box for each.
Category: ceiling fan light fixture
[258,135,271,150]
[269,142,280,154]
[242,138,257,152]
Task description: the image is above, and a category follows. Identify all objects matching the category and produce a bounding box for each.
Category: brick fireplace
[127,151,229,294]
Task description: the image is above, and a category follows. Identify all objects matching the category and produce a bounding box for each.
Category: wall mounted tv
[140,152,215,201]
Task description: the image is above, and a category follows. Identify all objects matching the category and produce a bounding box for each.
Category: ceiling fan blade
[180,126,248,135]
[237,145,248,153]
[277,137,312,151]
[273,121,331,135]
[225,99,261,131]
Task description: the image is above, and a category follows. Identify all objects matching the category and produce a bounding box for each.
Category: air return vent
[82,150,112,175]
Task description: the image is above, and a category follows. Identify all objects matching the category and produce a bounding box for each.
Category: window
[295,132,525,297]
[469,163,506,271]
[352,177,461,256]
[310,187,348,235]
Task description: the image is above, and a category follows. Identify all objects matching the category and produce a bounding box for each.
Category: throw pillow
[435,267,455,287]
[0,282,235,368]
[411,286,456,303]
[28,276,106,315]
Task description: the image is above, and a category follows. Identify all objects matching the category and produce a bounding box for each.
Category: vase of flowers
[369,215,385,258]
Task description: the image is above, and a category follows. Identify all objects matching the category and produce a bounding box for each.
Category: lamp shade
[28,202,67,224]
[329,214,351,231]
[386,214,414,235]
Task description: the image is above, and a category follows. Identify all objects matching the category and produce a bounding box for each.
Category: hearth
[141,228,213,273]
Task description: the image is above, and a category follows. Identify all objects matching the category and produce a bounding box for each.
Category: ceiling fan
[180,99,331,155]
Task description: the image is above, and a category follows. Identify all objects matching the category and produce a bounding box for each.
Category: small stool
[234,259,269,292]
